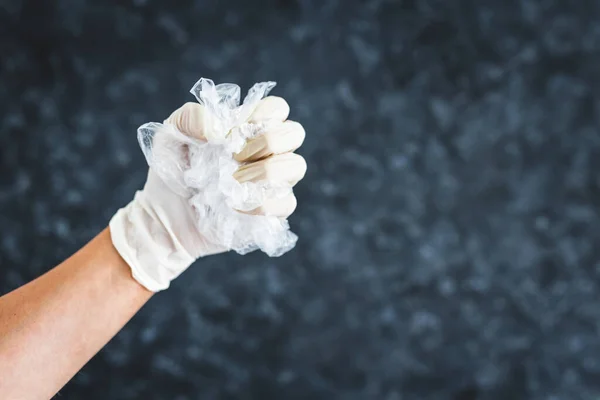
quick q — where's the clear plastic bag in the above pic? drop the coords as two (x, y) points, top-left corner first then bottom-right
(136, 78), (297, 257)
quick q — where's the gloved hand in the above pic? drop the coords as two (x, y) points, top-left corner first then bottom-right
(110, 90), (306, 292)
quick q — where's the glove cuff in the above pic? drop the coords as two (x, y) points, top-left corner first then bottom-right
(109, 192), (195, 292)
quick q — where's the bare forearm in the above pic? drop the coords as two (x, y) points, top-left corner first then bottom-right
(0, 228), (153, 400)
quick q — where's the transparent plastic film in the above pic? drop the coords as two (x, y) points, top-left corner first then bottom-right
(136, 78), (297, 257)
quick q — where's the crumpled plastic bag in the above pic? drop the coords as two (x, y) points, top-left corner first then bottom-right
(136, 78), (298, 257)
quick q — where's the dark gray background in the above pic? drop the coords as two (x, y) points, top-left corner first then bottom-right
(1, 0), (600, 399)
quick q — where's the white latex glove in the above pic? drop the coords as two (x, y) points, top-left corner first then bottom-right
(110, 95), (306, 292)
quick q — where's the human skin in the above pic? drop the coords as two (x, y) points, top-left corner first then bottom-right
(0, 228), (153, 400)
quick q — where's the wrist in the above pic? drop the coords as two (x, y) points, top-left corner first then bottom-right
(109, 192), (195, 292)
(98, 228), (155, 296)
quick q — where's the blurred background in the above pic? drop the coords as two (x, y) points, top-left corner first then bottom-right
(1, 0), (600, 399)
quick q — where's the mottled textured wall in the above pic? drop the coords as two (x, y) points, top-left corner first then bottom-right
(1, 0), (600, 399)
